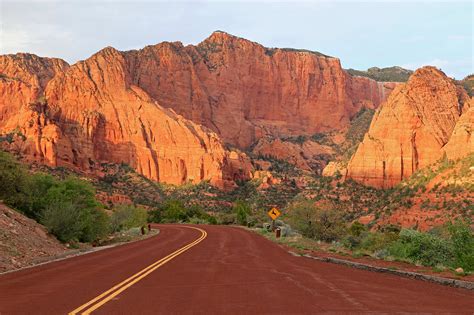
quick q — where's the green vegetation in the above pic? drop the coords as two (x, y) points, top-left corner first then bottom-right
(457, 74), (474, 97)
(147, 199), (217, 225)
(347, 66), (413, 82)
(279, 197), (474, 272)
(279, 48), (331, 58)
(286, 200), (345, 241)
(110, 204), (148, 232)
(234, 200), (252, 226)
(39, 177), (109, 243)
(0, 150), (145, 244)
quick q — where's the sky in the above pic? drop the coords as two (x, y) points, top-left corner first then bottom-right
(0, 0), (472, 79)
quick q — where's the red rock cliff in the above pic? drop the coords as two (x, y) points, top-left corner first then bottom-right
(124, 31), (395, 147)
(0, 51), (251, 186)
(346, 67), (471, 188)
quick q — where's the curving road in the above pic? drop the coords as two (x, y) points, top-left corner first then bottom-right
(0, 225), (473, 314)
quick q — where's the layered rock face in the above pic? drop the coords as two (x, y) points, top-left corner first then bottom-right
(346, 67), (472, 188)
(0, 54), (68, 130)
(0, 51), (251, 186)
(124, 31), (395, 147)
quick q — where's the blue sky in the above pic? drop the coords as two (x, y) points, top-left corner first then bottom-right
(1, 0), (472, 79)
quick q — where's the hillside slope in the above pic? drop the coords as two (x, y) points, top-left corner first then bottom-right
(0, 203), (67, 272)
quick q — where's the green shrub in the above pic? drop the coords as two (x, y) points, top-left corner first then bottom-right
(448, 220), (474, 271)
(287, 200), (346, 242)
(388, 229), (453, 267)
(161, 199), (188, 222)
(149, 199), (217, 224)
(148, 208), (163, 223)
(0, 151), (30, 210)
(217, 213), (237, 225)
(110, 204), (147, 232)
(40, 177), (109, 243)
(0, 151), (110, 243)
(349, 221), (366, 237)
(359, 231), (399, 252)
(233, 200), (251, 226)
(41, 201), (84, 243)
(25, 173), (57, 220)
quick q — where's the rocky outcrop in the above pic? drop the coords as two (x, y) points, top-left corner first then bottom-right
(322, 161), (347, 177)
(346, 67), (471, 188)
(444, 100), (473, 160)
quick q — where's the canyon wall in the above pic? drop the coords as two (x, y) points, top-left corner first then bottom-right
(124, 31), (395, 147)
(0, 51), (251, 187)
(346, 67), (472, 188)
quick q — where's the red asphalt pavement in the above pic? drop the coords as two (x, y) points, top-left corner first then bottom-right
(0, 225), (473, 314)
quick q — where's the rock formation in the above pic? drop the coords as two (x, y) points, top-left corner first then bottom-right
(444, 99), (473, 160)
(0, 52), (251, 187)
(346, 67), (472, 188)
(123, 31), (396, 147)
(1, 31), (401, 187)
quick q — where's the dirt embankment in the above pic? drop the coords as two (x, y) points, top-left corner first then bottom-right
(0, 203), (68, 273)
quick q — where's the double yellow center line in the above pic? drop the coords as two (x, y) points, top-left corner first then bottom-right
(69, 226), (207, 315)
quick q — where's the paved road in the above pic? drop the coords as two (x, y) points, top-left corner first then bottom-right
(0, 225), (473, 314)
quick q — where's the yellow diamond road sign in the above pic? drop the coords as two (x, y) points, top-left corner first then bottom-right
(267, 207), (281, 220)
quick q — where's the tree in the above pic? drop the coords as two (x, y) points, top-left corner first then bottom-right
(0, 150), (30, 210)
(448, 219), (474, 271)
(287, 200), (346, 241)
(162, 200), (187, 222)
(233, 200), (251, 225)
(25, 173), (57, 220)
(110, 204), (148, 232)
(40, 177), (109, 243)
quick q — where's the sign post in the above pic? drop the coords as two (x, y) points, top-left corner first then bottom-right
(267, 207), (281, 231)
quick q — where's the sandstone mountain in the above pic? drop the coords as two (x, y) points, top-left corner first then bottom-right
(0, 51), (251, 188)
(344, 67), (472, 188)
(123, 31), (396, 148)
(0, 31), (397, 187)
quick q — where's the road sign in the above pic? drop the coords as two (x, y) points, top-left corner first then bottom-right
(267, 207), (281, 220)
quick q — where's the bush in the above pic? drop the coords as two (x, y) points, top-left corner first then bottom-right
(349, 221), (366, 237)
(40, 177), (109, 243)
(0, 151), (30, 210)
(148, 208), (163, 223)
(0, 151), (111, 243)
(110, 204), (147, 232)
(148, 200), (217, 224)
(233, 200), (251, 226)
(25, 173), (57, 220)
(388, 229), (453, 267)
(448, 220), (474, 271)
(41, 201), (84, 243)
(358, 231), (399, 252)
(287, 200), (346, 241)
(161, 200), (188, 222)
